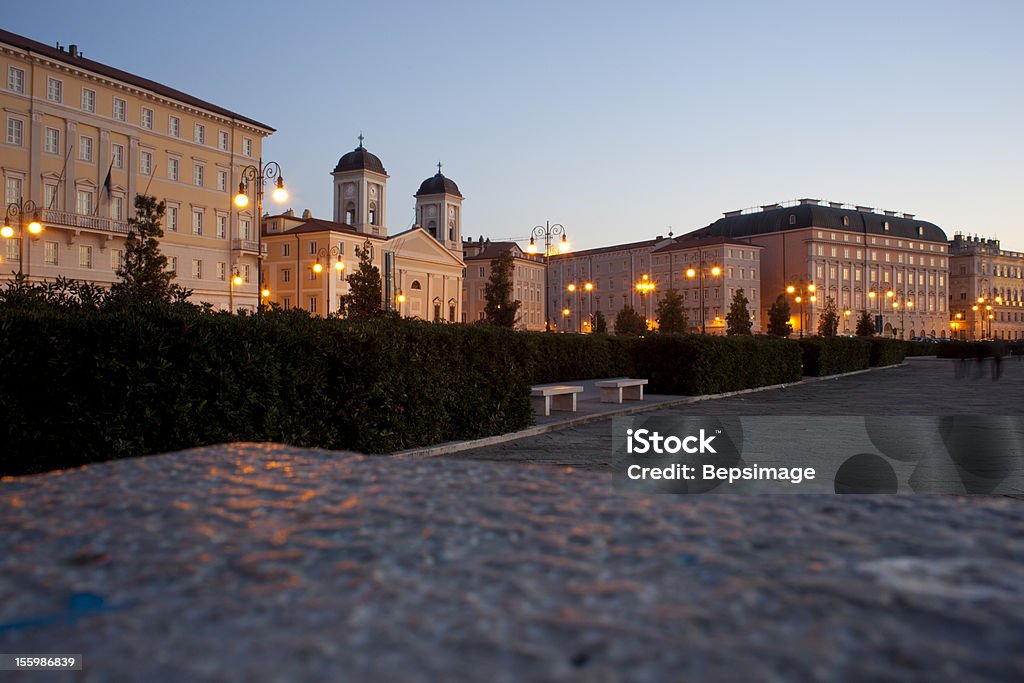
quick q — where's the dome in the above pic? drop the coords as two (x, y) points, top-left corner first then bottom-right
(416, 168), (462, 198)
(333, 138), (387, 175)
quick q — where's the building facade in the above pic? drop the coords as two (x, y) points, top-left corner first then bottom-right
(462, 239), (545, 330)
(686, 199), (951, 338)
(0, 28), (274, 309)
(948, 234), (1024, 340)
(262, 141), (465, 321)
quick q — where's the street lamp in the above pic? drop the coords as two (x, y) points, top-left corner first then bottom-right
(2, 199), (43, 279)
(786, 281), (816, 338)
(584, 281), (594, 332)
(561, 307), (570, 331)
(566, 282), (585, 333)
(313, 246), (346, 316)
(527, 221), (569, 332)
(233, 160), (288, 310)
(843, 308), (852, 334)
(891, 296), (913, 340)
(686, 260), (721, 334)
(635, 274), (655, 329)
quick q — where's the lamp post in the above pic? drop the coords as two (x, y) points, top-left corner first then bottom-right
(561, 306), (570, 331)
(951, 312), (964, 340)
(843, 308), (852, 334)
(866, 287), (894, 336)
(891, 296), (913, 340)
(567, 282), (585, 333)
(785, 281), (816, 338)
(229, 268), (244, 311)
(233, 159), (288, 310)
(1, 199), (43, 279)
(527, 221), (569, 332)
(635, 274), (655, 330)
(584, 281), (594, 332)
(312, 246), (346, 316)
(685, 259), (721, 334)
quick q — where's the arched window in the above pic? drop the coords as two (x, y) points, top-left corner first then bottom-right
(368, 204), (377, 225)
(345, 202), (355, 225)
(410, 280), (422, 290)
(842, 216), (850, 227)
(432, 297), (441, 322)
(788, 214), (796, 225)
(427, 220), (437, 238)
(448, 221), (455, 241)
(448, 298), (456, 322)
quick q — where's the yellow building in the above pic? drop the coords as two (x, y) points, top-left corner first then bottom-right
(948, 234), (1024, 340)
(0, 28), (273, 309)
(462, 239), (546, 330)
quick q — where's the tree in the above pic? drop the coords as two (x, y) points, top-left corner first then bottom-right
(592, 309), (608, 334)
(340, 238), (383, 319)
(767, 294), (793, 337)
(655, 289), (687, 334)
(726, 288), (753, 335)
(110, 194), (189, 305)
(614, 305), (647, 336)
(816, 296), (840, 337)
(856, 309), (875, 337)
(483, 249), (521, 327)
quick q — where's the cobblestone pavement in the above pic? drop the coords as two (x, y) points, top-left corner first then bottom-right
(456, 359), (1024, 470)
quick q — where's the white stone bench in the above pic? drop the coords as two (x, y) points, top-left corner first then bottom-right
(596, 378), (649, 404)
(531, 385), (584, 416)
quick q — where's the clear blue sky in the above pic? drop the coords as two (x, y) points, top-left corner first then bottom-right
(7, 0), (1023, 250)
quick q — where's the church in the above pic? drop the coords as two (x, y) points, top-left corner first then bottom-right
(262, 138), (466, 321)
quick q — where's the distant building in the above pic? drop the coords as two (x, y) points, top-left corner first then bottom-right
(0, 28), (274, 310)
(262, 140), (465, 320)
(462, 238), (545, 330)
(948, 234), (1024, 340)
(686, 200), (951, 338)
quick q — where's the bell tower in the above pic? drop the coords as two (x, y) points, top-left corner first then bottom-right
(331, 134), (389, 237)
(414, 162), (464, 258)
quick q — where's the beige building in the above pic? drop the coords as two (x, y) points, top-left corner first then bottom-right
(262, 141), (465, 320)
(685, 199), (951, 338)
(948, 234), (1024, 340)
(462, 239), (545, 330)
(0, 28), (273, 309)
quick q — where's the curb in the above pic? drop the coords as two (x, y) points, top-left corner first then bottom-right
(392, 363), (904, 460)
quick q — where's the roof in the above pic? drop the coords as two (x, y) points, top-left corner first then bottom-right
(653, 235), (764, 253)
(548, 237), (669, 260)
(416, 172), (462, 198)
(265, 216), (361, 237)
(688, 203), (947, 243)
(334, 144), (387, 175)
(0, 28), (274, 132)
(463, 241), (529, 261)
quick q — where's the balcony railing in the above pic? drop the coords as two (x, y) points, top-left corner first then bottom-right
(41, 209), (130, 235)
(231, 239), (268, 255)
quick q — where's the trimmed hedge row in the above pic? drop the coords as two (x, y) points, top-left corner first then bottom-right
(632, 335), (803, 395)
(904, 341), (939, 357)
(936, 340), (1014, 359)
(798, 337), (871, 376)
(867, 338), (908, 366)
(524, 332), (636, 384)
(0, 306), (533, 475)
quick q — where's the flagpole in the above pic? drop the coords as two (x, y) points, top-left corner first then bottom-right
(51, 144), (74, 209)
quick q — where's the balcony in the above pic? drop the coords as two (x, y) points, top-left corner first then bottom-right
(41, 209), (130, 235)
(231, 239), (268, 255)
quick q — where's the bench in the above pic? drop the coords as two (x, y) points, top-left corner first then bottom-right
(596, 378), (649, 404)
(531, 385), (584, 416)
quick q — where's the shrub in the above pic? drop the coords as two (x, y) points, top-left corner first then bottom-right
(799, 336), (871, 376)
(524, 332), (635, 384)
(0, 307), (533, 475)
(868, 338), (907, 366)
(631, 335), (802, 395)
(904, 341), (938, 357)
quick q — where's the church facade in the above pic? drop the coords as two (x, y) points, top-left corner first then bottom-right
(262, 139), (465, 320)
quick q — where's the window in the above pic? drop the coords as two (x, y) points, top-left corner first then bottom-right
(842, 216), (849, 227)
(309, 240), (317, 255)
(282, 297), (290, 310)
(217, 170), (227, 192)
(4, 236), (20, 262)
(6, 117), (23, 146)
(309, 267), (317, 281)
(217, 262), (226, 281)
(243, 265), (250, 283)
(141, 107), (154, 130)
(47, 78), (62, 103)
(81, 88), (96, 112)
(192, 259), (202, 279)
(5, 176), (22, 205)
(218, 130), (229, 151)
(111, 143), (124, 169)
(788, 214), (796, 225)
(111, 249), (125, 271)
(240, 219), (251, 240)
(43, 184), (59, 209)
(194, 123), (205, 144)
(193, 164), (204, 186)
(8, 66), (25, 93)
(44, 127), (60, 154)
(216, 214), (227, 239)
(140, 150), (152, 176)
(478, 266), (485, 277)
(79, 136), (93, 161)
(167, 205), (178, 231)
(169, 116), (180, 137)
(44, 241), (59, 265)
(169, 256), (177, 273)
(309, 296), (317, 314)
(243, 137), (253, 156)
(192, 209), (204, 235)
(282, 269), (291, 283)
(110, 195), (123, 220)
(79, 245), (93, 268)
(282, 243), (291, 257)
(75, 189), (93, 215)
(167, 157), (179, 181)
(113, 98), (126, 121)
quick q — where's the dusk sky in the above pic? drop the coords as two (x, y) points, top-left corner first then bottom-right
(8, 0), (1022, 251)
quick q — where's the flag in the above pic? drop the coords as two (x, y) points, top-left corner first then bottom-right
(103, 161), (113, 198)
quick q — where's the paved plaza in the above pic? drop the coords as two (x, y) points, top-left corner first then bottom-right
(0, 358), (1022, 682)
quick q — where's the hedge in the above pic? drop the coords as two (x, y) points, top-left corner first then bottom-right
(936, 340), (1014, 359)
(523, 332), (636, 384)
(631, 335), (802, 395)
(798, 337), (871, 376)
(0, 306), (533, 476)
(904, 341), (938, 357)
(868, 337), (908, 366)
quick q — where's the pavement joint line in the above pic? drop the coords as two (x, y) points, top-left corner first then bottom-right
(391, 363), (905, 460)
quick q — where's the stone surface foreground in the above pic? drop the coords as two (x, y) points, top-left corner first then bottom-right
(2, 443), (1023, 682)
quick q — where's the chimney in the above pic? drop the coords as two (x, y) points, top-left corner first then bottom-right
(883, 210), (897, 216)
(284, 208), (294, 217)
(902, 213), (915, 219)
(302, 209), (312, 218)
(723, 209), (742, 217)
(854, 205), (874, 213)
(760, 203), (780, 211)
(798, 198), (820, 205)
(828, 202), (843, 208)
(69, 44), (78, 58)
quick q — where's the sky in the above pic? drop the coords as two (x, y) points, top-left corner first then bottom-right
(7, 0), (1023, 251)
